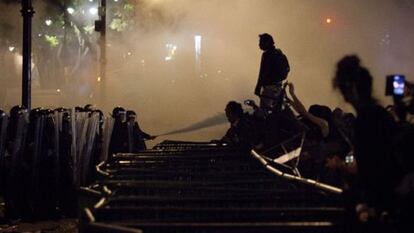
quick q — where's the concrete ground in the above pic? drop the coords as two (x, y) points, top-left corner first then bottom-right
(0, 200), (77, 233)
(0, 219), (77, 233)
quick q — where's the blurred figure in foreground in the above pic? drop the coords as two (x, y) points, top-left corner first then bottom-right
(333, 55), (403, 221)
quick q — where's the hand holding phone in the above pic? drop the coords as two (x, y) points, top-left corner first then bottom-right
(386, 74), (405, 96)
(345, 155), (354, 164)
(244, 99), (255, 106)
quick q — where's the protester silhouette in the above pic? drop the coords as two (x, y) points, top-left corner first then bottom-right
(286, 83), (329, 138)
(126, 110), (156, 152)
(333, 55), (403, 219)
(254, 33), (290, 110)
(220, 101), (259, 150)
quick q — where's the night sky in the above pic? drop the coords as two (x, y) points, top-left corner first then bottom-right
(1, 0), (413, 144)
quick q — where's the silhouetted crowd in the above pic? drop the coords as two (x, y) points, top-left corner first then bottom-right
(109, 106), (157, 156)
(0, 32), (413, 231)
(218, 52), (414, 228)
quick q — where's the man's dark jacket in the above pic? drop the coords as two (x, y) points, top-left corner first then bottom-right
(255, 47), (289, 95)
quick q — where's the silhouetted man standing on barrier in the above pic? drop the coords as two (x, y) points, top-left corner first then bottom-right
(255, 33), (290, 110)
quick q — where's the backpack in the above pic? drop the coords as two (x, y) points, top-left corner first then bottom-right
(275, 49), (290, 81)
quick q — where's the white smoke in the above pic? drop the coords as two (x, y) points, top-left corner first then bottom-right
(1, 0), (413, 144)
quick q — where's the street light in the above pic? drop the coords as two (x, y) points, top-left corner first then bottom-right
(89, 7), (98, 15)
(67, 7), (75, 14)
(45, 19), (52, 26)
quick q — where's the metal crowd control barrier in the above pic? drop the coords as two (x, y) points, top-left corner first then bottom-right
(80, 141), (348, 233)
(251, 150), (343, 194)
(1, 107), (351, 232)
(250, 132), (343, 194)
(153, 140), (229, 151)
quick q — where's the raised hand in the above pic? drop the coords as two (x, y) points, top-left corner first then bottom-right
(287, 82), (295, 96)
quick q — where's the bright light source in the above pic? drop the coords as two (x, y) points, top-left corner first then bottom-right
(67, 7), (75, 15)
(45, 19), (52, 26)
(326, 18), (332, 24)
(165, 43), (177, 61)
(89, 7), (98, 15)
(195, 35), (202, 72)
(127, 52), (132, 56)
(8, 46), (15, 52)
(57, 89), (61, 93)
(114, 0), (119, 2)
(97, 76), (101, 82)
(194, 35), (202, 55)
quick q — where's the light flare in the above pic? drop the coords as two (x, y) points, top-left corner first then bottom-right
(67, 7), (75, 15)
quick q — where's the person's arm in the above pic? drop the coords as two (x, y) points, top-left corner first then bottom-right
(142, 131), (157, 140)
(287, 83), (329, 137)
(134, 122), (156, 140)
(255, 54), (267, 96)
(221, 127), (237, 145)
(255, 80), (262, 96)
(245, 99), (266, 119)
(244, 99), (259, 110)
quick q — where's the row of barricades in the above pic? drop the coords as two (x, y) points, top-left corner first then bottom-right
(79, 141), (349, 233)
(0, 106), (130, 220)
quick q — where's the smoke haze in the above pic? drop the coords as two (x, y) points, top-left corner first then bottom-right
(1, 0), (413, 144)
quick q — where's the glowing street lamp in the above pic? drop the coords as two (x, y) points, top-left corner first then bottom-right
(194, 35), (202, 73)
(165, 44), (178, 61)
(326, 17), (332, 24)
(67, 7), (75, 15)
(89, 7), (98, 15)
(45, 19), (52, 26)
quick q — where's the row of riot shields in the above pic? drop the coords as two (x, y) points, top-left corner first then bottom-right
(79, 142), (349, 233)
(0, 107), (131, 220)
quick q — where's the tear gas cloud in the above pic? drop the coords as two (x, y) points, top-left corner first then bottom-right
(1, 0), (413, 143)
